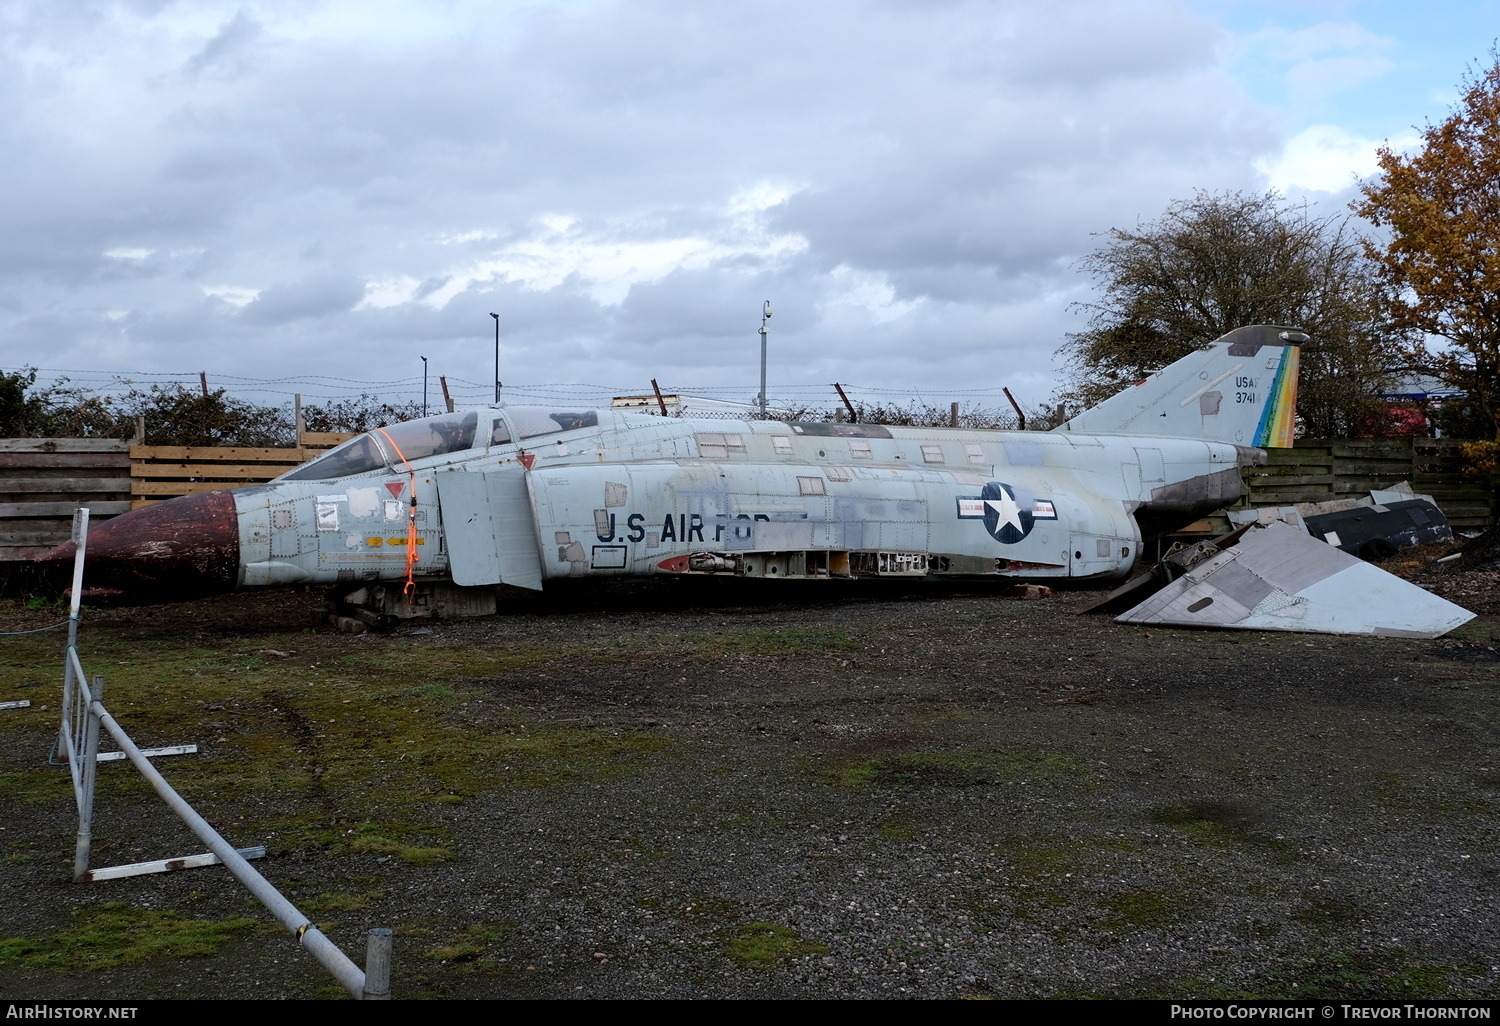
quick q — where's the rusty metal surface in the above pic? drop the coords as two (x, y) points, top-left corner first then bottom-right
(42, 490), (239, 594)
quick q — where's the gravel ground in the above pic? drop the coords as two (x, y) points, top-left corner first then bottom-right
(1, 577), (1497, 1000)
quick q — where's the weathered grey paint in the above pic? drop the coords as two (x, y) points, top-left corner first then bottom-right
(226, 327), (1299, 590)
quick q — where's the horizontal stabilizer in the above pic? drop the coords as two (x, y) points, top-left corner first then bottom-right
(1060, 325), (1304, 446)
(1115, 521), (1473, 638)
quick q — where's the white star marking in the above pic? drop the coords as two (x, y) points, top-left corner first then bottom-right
(985, 489), (1025, 534)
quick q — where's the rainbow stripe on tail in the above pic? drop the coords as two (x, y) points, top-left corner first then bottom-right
(1253, 344), (1300, 448)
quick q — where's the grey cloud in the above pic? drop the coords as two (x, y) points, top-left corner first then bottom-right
(0, 0), (1295, 402)
(240, 274), (365, 325)
(180, 8), (265, 80)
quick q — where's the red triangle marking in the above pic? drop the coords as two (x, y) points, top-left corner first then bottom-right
(384, 482), (404, 498)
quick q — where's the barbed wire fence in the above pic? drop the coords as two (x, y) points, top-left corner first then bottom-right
(2, 365), (1063, 443)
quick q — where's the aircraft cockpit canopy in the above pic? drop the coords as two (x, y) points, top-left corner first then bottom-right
(280, 411), (479, 481)
(373, 411), (479, 464)
(506, 408), (599, 439)
(279, 434), (387, 481)
(278, 407), (602, 481)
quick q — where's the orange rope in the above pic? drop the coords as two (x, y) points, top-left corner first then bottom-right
(374, 429), (420, 595)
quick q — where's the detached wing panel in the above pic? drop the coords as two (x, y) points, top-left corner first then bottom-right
(436, 468), (544, 590)
(1116, 522), (1473, 638)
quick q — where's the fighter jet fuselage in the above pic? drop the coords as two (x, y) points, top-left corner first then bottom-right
(49, 325), (1305, 600)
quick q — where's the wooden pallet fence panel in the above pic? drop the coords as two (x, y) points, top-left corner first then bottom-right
(131, 463), (302, 480)
(0, 477), (132, 494)
(128, 444), (316, 508)
(0, 500), (131, 518)
(0, 438), (132, 559)
(1243, 471), (1338, 488)
(1246, 489), (1343, 505)
(130, 445), (310, 462)
(298, 431), (356, 448)
(0, 438), (134, 453)
(131, 480), (284, 496)
(0, 528), (79, 561)
(1333, 467), (1414, 483)
(0, 452), (135, 469)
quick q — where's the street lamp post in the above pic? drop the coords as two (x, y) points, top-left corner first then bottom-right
(420, 356), (428, 417)
(757, 300), (772, 418)
(490, 313), (501, 404)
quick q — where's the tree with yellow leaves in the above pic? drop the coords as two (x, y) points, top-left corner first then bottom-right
(1357, 55), (1500, 449)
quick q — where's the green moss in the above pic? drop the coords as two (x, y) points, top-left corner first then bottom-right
(424, 922), (515, 974)
(273, 819), (453, 865)
(1291, 893), (1364, 931)
(821, 746), (1078, 789)
(1263, 952), (1481, 999)
(1147, 800), (1273, 847)
(723, 923), (828, 968)
(1096, 889), (1182, 932)
(877, 812), (919, 842)
(0, 770), (74, 804)
(299, 890), (385, 914)
(0, 903), (259, 970)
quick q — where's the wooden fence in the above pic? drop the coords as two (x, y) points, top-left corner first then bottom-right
(0, 439), (133, 561)
(0, 431), (356, 560)
(130, 445), (309, 509)
(1238, 437), (1496, 531)
(128, 431), (355, 509)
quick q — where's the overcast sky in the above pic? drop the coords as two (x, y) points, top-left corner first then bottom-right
(0, 0), (1495, 412)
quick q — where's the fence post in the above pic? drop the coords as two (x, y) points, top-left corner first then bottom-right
(72, 674), (103, 882)
(58, 508), (89, 794)
(363, 928), (393, 1000)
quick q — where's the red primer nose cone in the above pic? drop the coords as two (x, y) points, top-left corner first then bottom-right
(41, 490), (240, 595)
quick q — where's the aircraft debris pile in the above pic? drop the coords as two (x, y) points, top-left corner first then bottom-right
(1225, 480), (1454, 561)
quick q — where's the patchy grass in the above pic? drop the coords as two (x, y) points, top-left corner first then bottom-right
(298, 890), (386, 914)
(424, 922), (515, 975)
(0, 903), (259, 971)
(1148, 801), (1268, 847)
(1290, 893), (1365, 932)
(876, 810), (920, 842)
(1096, 889), (1183, 933)
(273, 819), (453, 866)
(0, 769), (75, 804)
(7, 638), (672, 822)
(1262, 952), (1483, 999)
(821, 746), (1078, 789)
(723, 923), (828, 968)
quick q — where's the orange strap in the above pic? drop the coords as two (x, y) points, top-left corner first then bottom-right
(374, 429), (420, 595)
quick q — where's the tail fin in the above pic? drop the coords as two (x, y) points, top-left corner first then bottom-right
(1057, 325), (1304, 447)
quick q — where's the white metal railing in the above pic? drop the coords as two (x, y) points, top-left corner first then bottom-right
(57, 507), (392, 999)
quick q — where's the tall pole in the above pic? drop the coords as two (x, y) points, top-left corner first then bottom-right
(490, 313), (500, 404)
(758, 300), (772, 418)
(420, 356), (428, 418)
